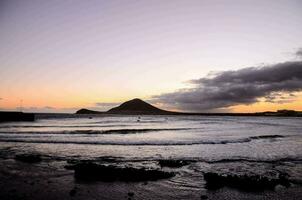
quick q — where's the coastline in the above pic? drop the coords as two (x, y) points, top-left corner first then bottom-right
(1, 156), (302, 200)
(1, 114), (301, 199)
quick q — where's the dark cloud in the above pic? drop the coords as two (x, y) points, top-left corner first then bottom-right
(264, 92), (297, 104)
(152, 61), (302, 112)
(296, 48), (302, 58)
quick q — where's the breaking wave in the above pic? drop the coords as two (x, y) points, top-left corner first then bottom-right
(0, 128), (193, 135)
(0, 134), (286, 146)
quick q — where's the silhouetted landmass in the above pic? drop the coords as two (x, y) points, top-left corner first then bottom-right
(0, 111), (35, 122)
(107, 98), (172, 114)
(75, 109), (105, 114)
(260, 109), (302, 117)
(75, 98), (302, 117)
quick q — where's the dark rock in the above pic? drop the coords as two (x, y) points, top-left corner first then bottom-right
(203, 171), (290, 191)
(64, 165), (75, 170)
(15, 154), (41, 163)
(9, 189), (17, 193)
(128, 192), (134, 197)
(200, 195), (208, 199)
(158, 160), (190, 168)
(69, 187), (77, 197)
(71, 162), (175, 182)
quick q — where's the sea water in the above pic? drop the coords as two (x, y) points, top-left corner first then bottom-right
(0, 114), (302, 196)
(0, 114), (301, 161)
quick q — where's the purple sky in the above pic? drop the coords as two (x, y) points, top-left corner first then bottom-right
(0, 0), (302, 112)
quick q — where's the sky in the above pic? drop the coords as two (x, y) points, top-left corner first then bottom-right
(0, 0), (302, 113)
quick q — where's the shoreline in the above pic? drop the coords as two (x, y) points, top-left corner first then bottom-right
(1, 155), (302, 200)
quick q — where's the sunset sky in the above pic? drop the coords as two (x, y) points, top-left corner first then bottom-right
(0, 0), (302, 113)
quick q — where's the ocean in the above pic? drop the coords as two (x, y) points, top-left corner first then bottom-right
(0, 114), (302, 199)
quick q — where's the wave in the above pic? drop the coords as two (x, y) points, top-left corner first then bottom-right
(201, 157), (302, 164)
(0, 128), (192, 135)
(0, 134), (286, 146)
(0, 125), (130, 128)
(89, 120), (166, 124)
(98, 128), (192, 134)
(249, 135), (284, 139)
(0, 139), (250, 145)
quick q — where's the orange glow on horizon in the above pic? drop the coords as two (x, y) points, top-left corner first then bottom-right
(1, 90), (302, 113)
(230, 94), (302, 113)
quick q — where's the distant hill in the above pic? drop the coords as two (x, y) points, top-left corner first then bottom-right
(75, 99), (302, 117)
(76, 98), (173, 115)
(107, 98), (171, 114)
(75, 108), (104, 114)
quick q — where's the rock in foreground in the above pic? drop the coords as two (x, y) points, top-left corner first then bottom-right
(15, 154), (42, 163)
(203, 171), (290, 191)
(72, 162), (175, 182)
(158, 160), (190, 168)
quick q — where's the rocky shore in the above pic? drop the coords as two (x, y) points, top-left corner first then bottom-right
(0, 152), (301, 200)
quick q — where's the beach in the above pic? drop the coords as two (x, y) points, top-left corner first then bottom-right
(1, 155), (302, 200)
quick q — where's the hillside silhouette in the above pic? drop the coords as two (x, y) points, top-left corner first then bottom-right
(75, 98), (302, 116)
(76, 98), (172, 115)
(107, 98), (170, 114)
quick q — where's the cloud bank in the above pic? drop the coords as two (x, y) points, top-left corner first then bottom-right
(152, 60), (302, 112)
(296, 48), (302, 58)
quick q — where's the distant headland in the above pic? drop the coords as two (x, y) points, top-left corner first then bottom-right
(76, 98), (302, 117)
(1, 98), (300, 123)
(76, 98), (174, 115)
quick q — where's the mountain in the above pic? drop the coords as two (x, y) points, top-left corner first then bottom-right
(76, 98), (172, 115)
(75, 99), (302, 116)
(107, 98), (170, 114)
